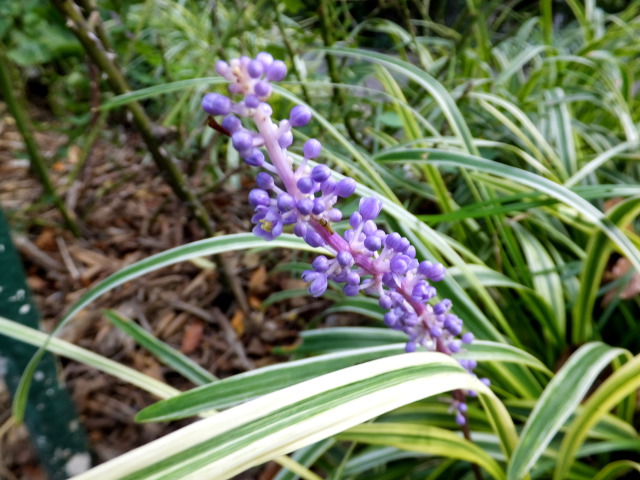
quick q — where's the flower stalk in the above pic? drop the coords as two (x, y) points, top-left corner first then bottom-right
(203, 53), (489, 424)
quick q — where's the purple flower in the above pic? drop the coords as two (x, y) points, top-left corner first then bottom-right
(266, 60), (287, 82)
(204, 53), (481, 424)
(202, 93), (232, 116)
(303, 139), (322, 159)
(290, 105), (312, 127)
(251, 206), (283, 240)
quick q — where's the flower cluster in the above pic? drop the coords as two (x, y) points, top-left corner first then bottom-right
(203, 53), (487, 424)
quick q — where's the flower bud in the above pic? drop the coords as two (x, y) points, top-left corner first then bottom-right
(232, 130), (254, 152)
(297, 198), (313, 215)
(267, 60), (287, 81)
(311, 165), (330, 182)
(303, 139), (322, 159)
(202, 93), (232, 116)
(364, 236), (381, 251)
(245, 150), (264, 167)
(247, 60), (264, 78)
(289, 105), (312, 127)
(335, 178), (357, 197)
(256, 172), (274, 190)
(277, 193), (296, 211)
(244, 94), (260, 108)
(297, 176), (314, 194)
(254, 81), (272, 97)
(248, 189), (270, 207)
(256, 52), (273, 67)
(312, 255), (329, 272)
(278, 130), (293, 148)
(359, 197), (382, 220)
(337, 251), (353, 267)
(221, 115), (242, 133)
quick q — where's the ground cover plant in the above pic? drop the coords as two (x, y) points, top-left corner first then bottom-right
(1, 0), (640, 479)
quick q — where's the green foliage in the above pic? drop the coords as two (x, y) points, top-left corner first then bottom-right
(4, 1), (640, 479)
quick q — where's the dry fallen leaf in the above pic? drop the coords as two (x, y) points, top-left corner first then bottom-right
(181, 320), (205, 354)
(248, 265), (268, 293)
(230, 309), (245, 336)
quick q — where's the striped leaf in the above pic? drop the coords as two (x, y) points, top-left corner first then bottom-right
(554, 353), (640, 480)
(337, 423), (505, 480)
(375, 148), (640, 274)
(104, 310), (216, 386)
(70, 353), (496, 480)
(507, 343), (627, 480)
(14, 234), (320, 420)
(136, 344), (406, 422)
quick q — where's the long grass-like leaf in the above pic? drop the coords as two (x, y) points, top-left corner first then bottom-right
(135, 344), (407, 422)
(507, 343), (627, 480)
(14, 234), (320, 420)
(100, 78), (225, 110)
(554, 353), (640, 480)
(70, 353), (496, 480)
(337, 423), (505, 479)
(572, 197), (640, 343)
(104, 310), (216, 385)
(0, 317), (178, 399)
(593, 461), (640, 480)
(321, 47), (478, 155)
(376, 149), (640, 273)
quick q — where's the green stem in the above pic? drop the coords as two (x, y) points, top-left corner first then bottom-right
(0, 45), (81, 236)
(273, 2), (311, 105)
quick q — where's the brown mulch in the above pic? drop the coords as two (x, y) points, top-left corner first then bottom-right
(0, 103), (340, 480)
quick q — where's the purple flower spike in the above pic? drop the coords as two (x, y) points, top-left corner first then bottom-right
(290, 105), (312, 127)
(303, 139), (322, 159)
(202, 93), (232, 116)
(208, 53), (483, 425)
(267, 60), (287, 81)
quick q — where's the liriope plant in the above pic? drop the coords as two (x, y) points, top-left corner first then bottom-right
(5, 2), (640, 479)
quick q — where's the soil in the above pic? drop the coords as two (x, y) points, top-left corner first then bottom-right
(0, 103), (339, 480)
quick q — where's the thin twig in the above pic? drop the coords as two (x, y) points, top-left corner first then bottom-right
(50, 0), (214, 237)
(272, 2), (311, 105)
(0, 45), (81, 236)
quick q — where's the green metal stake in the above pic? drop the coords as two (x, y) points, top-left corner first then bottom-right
(0, 208), (91, 479)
